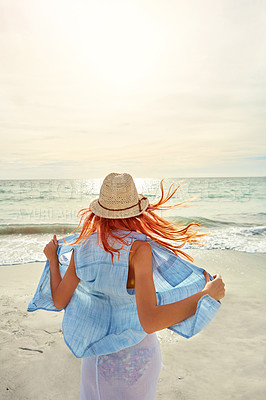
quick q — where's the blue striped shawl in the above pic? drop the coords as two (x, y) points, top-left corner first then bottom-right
(27, 230), (221, 358)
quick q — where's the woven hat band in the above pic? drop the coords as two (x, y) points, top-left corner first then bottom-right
(98, 196), (147, 213)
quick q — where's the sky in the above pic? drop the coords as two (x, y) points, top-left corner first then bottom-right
(0, 0), (265, 179)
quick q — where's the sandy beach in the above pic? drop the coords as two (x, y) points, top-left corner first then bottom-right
(1, 249), (266, 400)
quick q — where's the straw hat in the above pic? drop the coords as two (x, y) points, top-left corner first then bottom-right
(89, 173), (149, 219)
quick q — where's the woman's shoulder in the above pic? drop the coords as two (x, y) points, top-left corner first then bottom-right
(133, 240), (151, 250)
(130, 240), (152, 265)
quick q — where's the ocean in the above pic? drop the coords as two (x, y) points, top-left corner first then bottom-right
(0, 177), (265, 265)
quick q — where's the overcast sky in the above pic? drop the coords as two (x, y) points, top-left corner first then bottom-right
(0, 0), (265, 179)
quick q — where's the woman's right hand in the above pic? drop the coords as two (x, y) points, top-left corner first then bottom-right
(203, 271), (225, 301)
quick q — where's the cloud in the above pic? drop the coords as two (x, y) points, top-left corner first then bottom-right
(0, 0), (265, 178)
(39, 161), (81, 167)
(246, 156), (266, 160)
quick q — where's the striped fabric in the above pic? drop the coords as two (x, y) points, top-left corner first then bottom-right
(27, 229), (221, 358)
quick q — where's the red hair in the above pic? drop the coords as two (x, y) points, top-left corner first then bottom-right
(63, 178), (210, 266)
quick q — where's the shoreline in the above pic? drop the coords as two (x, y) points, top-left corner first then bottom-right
(1, 247), (265, 268)
(1, 249), (266, 399)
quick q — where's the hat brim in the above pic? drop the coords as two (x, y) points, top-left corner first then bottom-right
(89, 195), (150, 219)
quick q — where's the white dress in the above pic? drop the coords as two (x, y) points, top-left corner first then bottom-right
(80, 333), (162, 400)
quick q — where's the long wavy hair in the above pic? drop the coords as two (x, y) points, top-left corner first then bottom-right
(63, 178), (209, 266)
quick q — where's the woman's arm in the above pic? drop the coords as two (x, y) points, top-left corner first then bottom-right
(133, 241), (225, 334)
(44, 235), (80, 309)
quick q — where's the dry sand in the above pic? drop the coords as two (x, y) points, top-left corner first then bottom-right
(1, 249), (266, 399)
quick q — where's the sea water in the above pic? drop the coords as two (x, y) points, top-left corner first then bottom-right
(0, 177), (265, 265)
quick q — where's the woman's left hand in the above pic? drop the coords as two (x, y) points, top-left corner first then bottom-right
(43, 235), (59, 261)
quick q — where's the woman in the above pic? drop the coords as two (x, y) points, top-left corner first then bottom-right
(29, 172), (225, 400)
